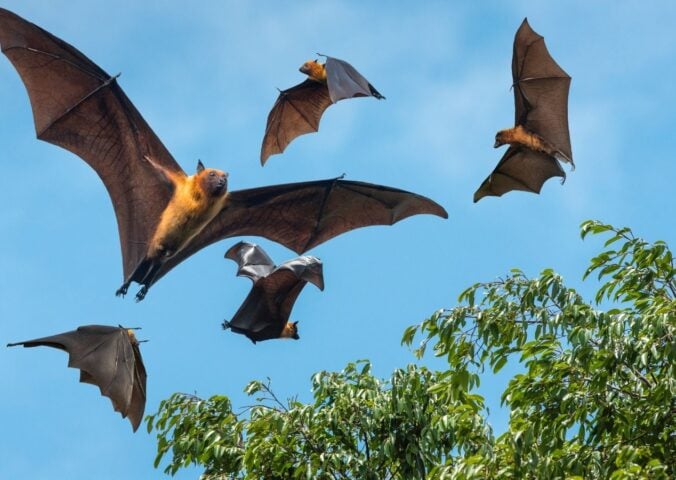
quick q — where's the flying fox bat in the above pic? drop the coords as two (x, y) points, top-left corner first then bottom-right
(222, 241), (324, 343)
(474, 18), (573, 203)
(7, 325), (147, 431)
(261, 55), (385, 164)
(0, 9), (447, 301)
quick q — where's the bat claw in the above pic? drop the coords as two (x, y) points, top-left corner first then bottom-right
(135, 286), (148, 302)
(115, 284), (129, 297)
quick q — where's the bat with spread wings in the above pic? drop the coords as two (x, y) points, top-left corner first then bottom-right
(0, 9), (447, 301)
(222, 241), (324, 343)
(261, 55), (384, 164)
(474, 18), (573, 202)
(7, 325), (147, 431)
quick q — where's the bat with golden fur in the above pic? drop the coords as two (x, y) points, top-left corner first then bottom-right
(0, 9), (447, 301)
(261, 55), (384, 165)
(222, 241), (324, 343)
(8, 325), (147, 431)
(474, 18), (573, 202)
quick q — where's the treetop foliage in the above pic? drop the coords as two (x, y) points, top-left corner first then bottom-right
(148, 221), (674, 479)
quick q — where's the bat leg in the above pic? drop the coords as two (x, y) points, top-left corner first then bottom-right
(117, 259), (151, 297)
(116, 257), (162, 301)
(134, 260), (163, 302)
(115, 282), (131, 297)
(135, 285), (149, 302)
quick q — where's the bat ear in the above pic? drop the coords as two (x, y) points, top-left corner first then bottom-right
(196, 160), (205, 173)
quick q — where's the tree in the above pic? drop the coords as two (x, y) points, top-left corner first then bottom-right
(147, 221), (674, 479)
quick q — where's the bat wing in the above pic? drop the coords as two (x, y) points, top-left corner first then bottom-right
(271, 256), (324, 323)
(512, 18), (572, 164)
(0, 9), (185, 279)
(260, 79), (332, 164)
(226, 283), (287, 342)
(155, 178), (448, 282)
(474, 146), (565, 202)
(7, 325), (147, 431)
(224, 241), (276, 283)
(324, 56), (385, 103)
(275, 255), (325, 292)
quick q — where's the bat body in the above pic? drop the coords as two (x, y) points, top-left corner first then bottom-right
(261, 55), (384, 164)
(474, 18), (573, 202)
(115, 158), (229, 299)
(222, 241), (324, 343)
(0, 9), (447, 301)
(7, 325), (147, 431)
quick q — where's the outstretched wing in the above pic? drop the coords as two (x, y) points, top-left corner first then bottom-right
(155, 178), (448, 282)
(325, 56), (385, 103)
(7, 325), (147, 431)
(512, 18), (572, 164)
(474, 146), (565, 202)
(224, 241), (276, 283)
(0, 9), (185, 278)
(260, 79), (332, 165)
(269, 256), (324, 323)
(274, 255), (325, 292)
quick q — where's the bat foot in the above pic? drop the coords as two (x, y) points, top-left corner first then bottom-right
(115, 283), (130, 297)
(135, 286), (149, 302)
(221, 320), (231, 330)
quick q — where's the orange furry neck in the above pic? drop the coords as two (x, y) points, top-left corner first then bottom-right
(499, 125), (553, 155)
(126, 329), (138, 345)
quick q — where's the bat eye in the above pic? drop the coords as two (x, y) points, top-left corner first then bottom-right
(209, 172), (216, 177)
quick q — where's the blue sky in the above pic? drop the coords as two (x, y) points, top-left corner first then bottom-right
(1, 1), (674, 478)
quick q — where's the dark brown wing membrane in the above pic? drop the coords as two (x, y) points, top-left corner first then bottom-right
(260, 79), (332, 165)
(274, 255), (325, 292)
(512, 18), (572, 163)
(225, 241), (276, 283)
(0, 9), (184, 278)
(474, 146), (565, 202)
(7, 325), (147, 431)
(324, 56), (384, 103)
(226, 256), (323, 342)
(227, 272), (303, 342)
(155, 178), (448, 282)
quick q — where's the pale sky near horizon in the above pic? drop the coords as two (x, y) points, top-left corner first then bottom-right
(1, 1), (674, 479)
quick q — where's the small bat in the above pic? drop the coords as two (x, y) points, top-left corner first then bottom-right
(222, 241), (324, 343)
(0, 10), (447, 301)
(474, 18), (573, 202)
(7, 325), (147, 431)
(261, 55), (384, 164)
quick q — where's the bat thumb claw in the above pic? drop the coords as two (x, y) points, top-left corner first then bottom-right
(222, 321), (231, 330)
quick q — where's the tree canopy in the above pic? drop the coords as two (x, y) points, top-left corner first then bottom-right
(147, 221), (675, 479)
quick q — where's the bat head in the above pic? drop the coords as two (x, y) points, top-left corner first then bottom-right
(281, 321), (300, 340)
(195, 161), (229, 197)
(299, 60), (326, 82)
(494, 129), (509, 148)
